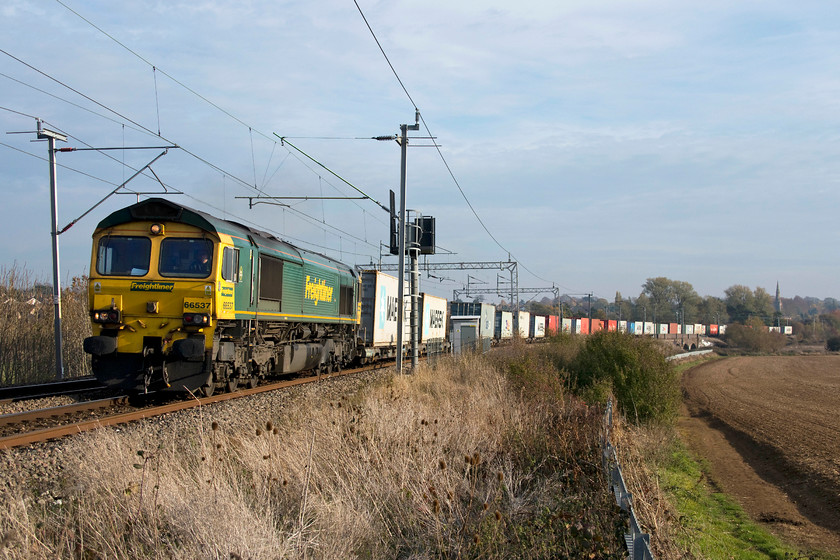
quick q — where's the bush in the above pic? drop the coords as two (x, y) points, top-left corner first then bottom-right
(826, 336), (840, 352)
(569, 331), (680, 425)
(724, 319), (787, 353)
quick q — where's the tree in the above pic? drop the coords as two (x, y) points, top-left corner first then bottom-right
(724, 285), (774, 324)
(641, 277), (699, 323)
(632, 294), (651, 322)
(641, 277), (672, 322)
(696, 296), (728, 325)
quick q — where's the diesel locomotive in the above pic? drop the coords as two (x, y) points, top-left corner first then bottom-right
(83, 198), (361, 395)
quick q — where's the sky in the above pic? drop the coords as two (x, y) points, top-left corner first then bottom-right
(1, 0), (839, 304)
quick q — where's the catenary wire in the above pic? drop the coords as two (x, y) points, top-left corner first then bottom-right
(41, 4), (395, 225)
(351, 1), (576, 293)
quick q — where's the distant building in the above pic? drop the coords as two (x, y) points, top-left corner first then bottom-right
(775, 281), (783, 315)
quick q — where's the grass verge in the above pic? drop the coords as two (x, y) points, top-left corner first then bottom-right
(0, 347), (628, 559)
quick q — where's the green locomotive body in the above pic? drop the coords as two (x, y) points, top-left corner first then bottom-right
(83, 198), (361, 394)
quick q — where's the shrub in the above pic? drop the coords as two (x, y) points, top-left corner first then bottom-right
(724, 319), (787, 353)
(826, 336), (840, 352)
(569, 331), (680, 425)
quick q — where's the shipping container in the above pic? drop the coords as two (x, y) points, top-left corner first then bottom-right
(605, 320), (617, 332)
(783, 325), (792, 335)
(618, 320), (627, 333)
(709, 324), (719, 336)
(591, 319), (603, 333)
(494, 311), (513, 340)
(530, 315), (546, 339)
(561, 318), (573, 333)
(547, 315), (559, 335)
(575, 318), (589, 334)
(420, 293), (448, 343)
(719, 324), (727, 335)
(668, 323), (680, 335)
(360, 270), (407, 347)
(657, 323), (668, 335)
(684, 324), (694, 335)
(694, 324), (703, 335)
(517, 311), (530, 338)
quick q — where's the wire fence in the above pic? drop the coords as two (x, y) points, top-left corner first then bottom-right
(602, 400), (656, 560)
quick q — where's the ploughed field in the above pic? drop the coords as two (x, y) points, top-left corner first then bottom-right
(681, 355), (840, 554)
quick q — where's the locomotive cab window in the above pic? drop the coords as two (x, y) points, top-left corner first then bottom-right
(221, 247), (240, 282)
(96, 236), (151, 276)
(159, 238), (215, 278)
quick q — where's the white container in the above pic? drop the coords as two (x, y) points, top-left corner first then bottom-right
(360, 270), (408, 347)
(561, 318), (573, 333)
(495, 311), (513, 339)
(517, 311), (530, 338)
(420, 293), (448, 343)
(530, 315), (546, 338)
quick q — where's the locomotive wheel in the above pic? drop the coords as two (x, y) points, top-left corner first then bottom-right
(247, 376), (258, 389)
(225, 377), (238, 393)
(202, 381), (215, 397)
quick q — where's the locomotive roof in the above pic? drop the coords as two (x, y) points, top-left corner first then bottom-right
(95, 197), (354, 275)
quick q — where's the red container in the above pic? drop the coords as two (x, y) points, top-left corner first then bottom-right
(606, 320), (617, 332)
(577, 318), (590, 334)
(547, 315), (559, 335)
(709, 324), (719, 335)
(591, 319), (604, 333)
(668, 322), (679, 334)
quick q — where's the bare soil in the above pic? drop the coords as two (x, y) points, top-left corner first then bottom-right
(680, 355), (840, 555)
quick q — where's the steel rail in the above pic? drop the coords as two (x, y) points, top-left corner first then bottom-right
(0, 397), (127, 428)
(0, 364), (374, 450)
(0, 377), (104, 404)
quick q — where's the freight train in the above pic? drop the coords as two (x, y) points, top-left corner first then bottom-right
(82, 198), (447, 395)
(82, 198), (726, 395)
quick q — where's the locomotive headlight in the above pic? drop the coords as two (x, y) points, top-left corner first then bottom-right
(93, 309), (121, 324)
(150, 223), (164, 235)
(183, 313), (210, 326)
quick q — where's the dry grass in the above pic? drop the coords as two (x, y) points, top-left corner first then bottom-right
(611, 420), (689, 559)
(0, 264), (91, 384)
(0, 348), (627, 559)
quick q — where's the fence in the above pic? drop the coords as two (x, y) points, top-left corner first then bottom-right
(602, 400), (656, 560)
(666, 348), (713, 362)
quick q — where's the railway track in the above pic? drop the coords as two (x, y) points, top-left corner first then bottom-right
(0, 376), (105, 404)
(0, 364), (376, 451)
